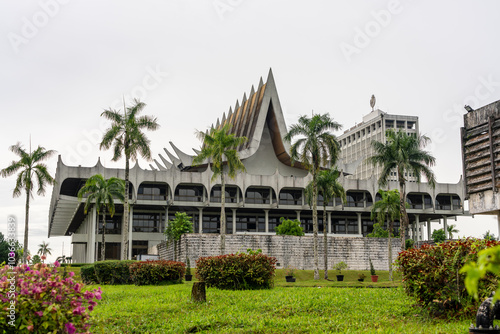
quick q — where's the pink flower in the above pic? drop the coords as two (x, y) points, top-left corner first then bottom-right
(72, 306), (85, 315)
(69, 272), (74, 277)
(65, 323), (76, 334)
(41, 255), (46, 260)
(54, 260), (60, 268)
(35, 311), (43, 317)
(27, 255), (31, 261)
(27, 325), (34, 331)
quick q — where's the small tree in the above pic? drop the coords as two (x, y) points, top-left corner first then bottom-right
(447, 224), (459, 240)
(483, 230), (497, 241)
(275, 218), (304, 236)
(164, 212), (193, 261)
(432, 228), (446, 243)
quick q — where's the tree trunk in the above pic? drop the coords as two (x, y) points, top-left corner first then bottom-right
(220, 174), (226, 255)
(313, 172), (319, 280)
(101, 210), (106, 261)
(323, 205), (328, 280)
(24, 189), (30, 264)
(122, 157), (130, 260)
(388, 219), (393, 281)
(399, 180), (408, 249)
(191, 282), (206, 302)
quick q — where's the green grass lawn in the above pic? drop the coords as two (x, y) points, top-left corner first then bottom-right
(86, 277), (473, 333)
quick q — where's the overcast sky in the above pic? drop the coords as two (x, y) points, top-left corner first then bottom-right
(2, 0), (500, 262)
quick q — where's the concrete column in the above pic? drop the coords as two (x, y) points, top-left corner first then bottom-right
(415, 215), (420, 242)
(296, 211), (301, 221)
(232, 209), (237, 234)
(443, 216), (448, 239)
(128, 206), (134, 260)
(198, 208), (203, 234)
(357, 213), (362, 235)
(427, 219), (431, 241)
(328, 212), (332, 234)
(88, 206), (97, 263)
(264, 210), (269, 233)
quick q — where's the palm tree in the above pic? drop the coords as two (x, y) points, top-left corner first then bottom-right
(1, 142), (55, 264)
(305, 168), (346, 280)
(369, 129), (436, 247)
(192, 124), (247, 255)
(37, 241), (52, 262)
(447, 224), (459, 240)
(100, 99), (159, 259)
(370, 189), (400, 281)
(78, 174), (125, 261)
(284, 114), (342, 280)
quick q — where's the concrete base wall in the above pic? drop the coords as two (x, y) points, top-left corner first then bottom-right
(157, 234), (401, 271)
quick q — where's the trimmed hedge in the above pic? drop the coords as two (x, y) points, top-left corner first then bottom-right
(129, 260), (186, 285)
(93, 260), (136, 285)
(81, 265), (98, 284)
(61, 263), (88, 267)
(396, 238), (500, 316)
(196, 252), (277, 290)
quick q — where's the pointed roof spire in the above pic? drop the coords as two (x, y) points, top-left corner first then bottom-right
(221, 112), (226, 124)
(235, 99), (240, 112)
(158, 153), (173, 169)
(242, 93), (247, 104)
(250, 85), (255, 96)
(216, 118), (220, 128)
(258, 77), (264, 89)
(266, 68), (275, 87)
(227, 107), (233, 119)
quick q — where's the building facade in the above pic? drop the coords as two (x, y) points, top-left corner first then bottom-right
(48, 70), (465, 263)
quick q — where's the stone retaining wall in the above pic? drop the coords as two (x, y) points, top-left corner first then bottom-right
(157, 234), (402, 271)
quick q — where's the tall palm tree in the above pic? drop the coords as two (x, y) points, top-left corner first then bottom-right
(369, 129), (436, 247)
(192, 124), (247, 255)
(78, 174), (125, 261)
(305, 168), (346, 280)
(100, 99), (159, 259)
(284, 114), (342, 280)
(37, 241), (52, 262)
(1, 142), (55, 264)
(370, 189), (400, 281)
(447, 224), (459, 240)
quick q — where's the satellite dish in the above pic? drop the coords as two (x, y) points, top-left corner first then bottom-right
(370, 95), (376, 111)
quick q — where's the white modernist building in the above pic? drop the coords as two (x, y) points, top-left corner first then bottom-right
(47, 70), (465, 263)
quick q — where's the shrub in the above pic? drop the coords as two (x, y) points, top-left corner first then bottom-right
(432, 228), (446, 243)
(81, 265), (98, 284)
(275, 218), (304, 236)
(0, 262), (101, 332)
(196, 252), (277, 290)
(61, 263), (88, 268)
(93, 260), (136, 285)
(129, 260), (186, 286)
(366, 223), (390, 238)
(396, 238), (500, 316)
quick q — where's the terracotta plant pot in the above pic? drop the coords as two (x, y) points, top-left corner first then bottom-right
(371, 275), (379, 282)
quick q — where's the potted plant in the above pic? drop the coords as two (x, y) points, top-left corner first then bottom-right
(185, 258), (193, 281)
(284, 266), (296, 282)
(369, 258), (378, 282)
(357, 273), (366, 282)
(333, 261), (348, 281)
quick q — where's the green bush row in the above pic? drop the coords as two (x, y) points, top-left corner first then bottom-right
(396, 238), (500, 316)
(81, 260), (186, 285)
(129, 260), (186, 285)
(196, 252), (277, 290)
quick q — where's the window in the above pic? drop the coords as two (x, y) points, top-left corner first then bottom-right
(132, 241), (148, 258)
(98, 214), (122, 234)
(174, 185), (204, 202)
(133, 212), (165, 233)
(245, 188), (271, 204)
(97, 242), (121, 261)
(279, 189), (302, 205)
(211, 186), (239, 203)
(138, 183), (167, 200)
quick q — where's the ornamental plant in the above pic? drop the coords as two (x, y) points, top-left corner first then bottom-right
(0, 261), (101, 333)
(196, 252), (277, 290)
(396, 238), (500, 317)
(275, 218), (304, 236)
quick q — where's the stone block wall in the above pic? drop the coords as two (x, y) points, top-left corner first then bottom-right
(157, 234), (402, 271)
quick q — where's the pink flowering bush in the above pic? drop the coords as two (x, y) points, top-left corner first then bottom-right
(0, 261), (101, 333)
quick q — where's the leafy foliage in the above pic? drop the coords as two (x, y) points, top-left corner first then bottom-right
(164, 212), (193, 242)
(396, 239), (500, 316)
(366, 223), (391, 238)
(0, 262), (101, 332)
(461, 245), (500, 302)
(431, 228), (446, 243)
(333, 261), (348, 274)
(0, 232), (23, 265)
(93, 260), (136, 285)
(483, 230), (497, 241)
(405, 239), (414, 250)
(129, 260), (185, 285)
(275, 218), (304, 236)
(369, 258), (376, 276)
(81, 265), (98, 284)
(196, 253), (277, 290)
